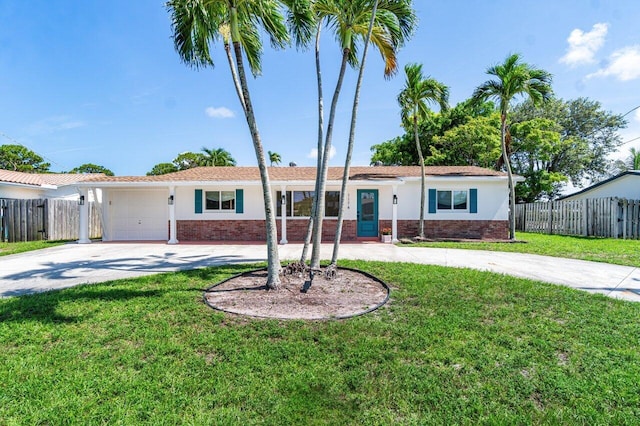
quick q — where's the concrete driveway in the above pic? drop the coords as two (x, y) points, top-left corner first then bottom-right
(1, 242), (639, 301)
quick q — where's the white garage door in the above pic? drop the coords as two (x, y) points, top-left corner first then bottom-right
(109, 190), (168, 240)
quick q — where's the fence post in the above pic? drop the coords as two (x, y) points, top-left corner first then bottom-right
(547, 201), (553, 235)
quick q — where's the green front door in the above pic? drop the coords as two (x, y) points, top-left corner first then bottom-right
(357, 189), (378, 237)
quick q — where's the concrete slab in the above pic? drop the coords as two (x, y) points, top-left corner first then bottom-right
(0, 242), (638, 302)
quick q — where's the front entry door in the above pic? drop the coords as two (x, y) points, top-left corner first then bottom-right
(357, 189), (378, 237)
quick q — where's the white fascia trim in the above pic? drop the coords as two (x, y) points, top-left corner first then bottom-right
(0, 181), (56, 190)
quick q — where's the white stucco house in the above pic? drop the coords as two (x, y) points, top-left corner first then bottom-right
(558, 170), (640, 201)
(75, 165), (518, 244)
(0, 169), (104, 200)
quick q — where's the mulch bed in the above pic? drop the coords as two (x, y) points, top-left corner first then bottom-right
(204, 267), (389, 320)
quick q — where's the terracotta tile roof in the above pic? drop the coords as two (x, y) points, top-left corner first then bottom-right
(0, 169), (105, 187)
(79, 166), (506, 184)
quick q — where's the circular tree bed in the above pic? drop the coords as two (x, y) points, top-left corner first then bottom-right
(203, 267), (390, 320)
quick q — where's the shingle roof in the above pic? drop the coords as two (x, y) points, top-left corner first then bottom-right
(79, 166), (506, 184)
(0, 169), (106, 187)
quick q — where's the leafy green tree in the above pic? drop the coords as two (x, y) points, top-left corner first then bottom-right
(472, 53), (553, 240)
(430, 113), (501, 168)
(0, 144), (50, 172)
(173, 152), (206, 170)
(201, 147), (236, 166)
(370, 99), (495, 166)
(397, 63), (449, 239)
(167, 0), (311, 289)
(268, 151), (281, 166)
(69, 163), (114, 176)
(509, 118), (569, 201)
(147, 162), (179, 176)
(512, 97), (627, 188)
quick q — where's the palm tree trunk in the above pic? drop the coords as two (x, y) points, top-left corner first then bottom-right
(224, 41), (246, 114)
(301, 23), (324, 264)
(331, 0), (378, 265)
(310, 50), (349, 269)
(414, 115), (425, 239)
(230, 9), (281, 289)
(501, 113), (516, 240)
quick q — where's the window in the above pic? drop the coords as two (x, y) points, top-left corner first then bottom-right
(205, 190), (236, 211)
(277, 191), (340, 217)
(437, 190), (467, 211)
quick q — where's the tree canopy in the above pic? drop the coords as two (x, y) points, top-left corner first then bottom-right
(68, 163), (114, 176)
(0, 144), (50, 173)
(147, 148), (237, 175)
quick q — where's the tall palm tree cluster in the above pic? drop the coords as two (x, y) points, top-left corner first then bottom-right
(166, 0), (416, 289)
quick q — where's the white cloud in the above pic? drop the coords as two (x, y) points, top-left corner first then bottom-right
(27, 116), (86, 135)
(308, 145), (337, 160)
(205, 106), (235, 118)
(587, 46), (640, 81)
(634, 108), (640, 123)
(559, 22), (608, 67)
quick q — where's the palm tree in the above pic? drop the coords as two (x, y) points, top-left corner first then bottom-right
(309, 0), (416, 269)
(268, 151), (282, 166)
(167, 0), (302, 289)
(397, 63), (449, 239)
(472, 53), (552, 240)
(628, 147), (640, 170)
(201, 147), (237, 166)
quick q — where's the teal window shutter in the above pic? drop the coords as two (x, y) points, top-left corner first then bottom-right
(236, 189), (244, 213)
(428, 188), (436, 214)
(470, 188), (478, 213)
(195, 189), (203, 214)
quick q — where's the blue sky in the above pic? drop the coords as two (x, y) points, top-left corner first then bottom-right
(1, 0), (639, 176)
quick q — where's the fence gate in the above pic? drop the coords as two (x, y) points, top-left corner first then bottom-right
(0, 198), (102, 242)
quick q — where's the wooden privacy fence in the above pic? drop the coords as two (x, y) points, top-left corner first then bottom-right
(0, 198), (102, 242)
(515, 197), (640, 239)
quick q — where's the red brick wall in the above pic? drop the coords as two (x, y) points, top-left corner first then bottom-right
(396, 220), (508, 240)
(176, 219), (508, 241)
(176, 219), (357, 242)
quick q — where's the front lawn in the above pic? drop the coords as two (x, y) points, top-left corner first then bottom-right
(1, 261), (639, 424)
(404, 232), (640, 267)
(0, 240), (66, 257)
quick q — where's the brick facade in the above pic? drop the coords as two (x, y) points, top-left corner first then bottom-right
(387, 219), (508, 240)
(177, 219), (507, 241)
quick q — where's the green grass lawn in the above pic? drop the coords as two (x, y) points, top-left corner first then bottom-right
(404, 232), (640, 267)
(0, 240), (66, 257)
(1, 261), (639, 424)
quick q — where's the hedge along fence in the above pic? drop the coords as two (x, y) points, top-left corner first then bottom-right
(0, 198), (102, 242)
(515, 197), (640, 240)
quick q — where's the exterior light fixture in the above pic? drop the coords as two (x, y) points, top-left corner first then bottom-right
(393, 194), (398, 205)
(78, 195), (85, 206)
(281, 194), (286, 205)
(168, 195), (174, 205)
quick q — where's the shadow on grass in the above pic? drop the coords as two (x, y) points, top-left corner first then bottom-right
(0, 264), (257, 324)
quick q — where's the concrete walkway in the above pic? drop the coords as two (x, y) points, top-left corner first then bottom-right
(0, 242), (639, 301)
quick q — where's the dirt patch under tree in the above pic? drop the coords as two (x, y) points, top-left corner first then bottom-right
(204, 267), (389, 320)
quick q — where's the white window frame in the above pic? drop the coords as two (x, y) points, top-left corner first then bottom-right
(276, 190), (340, 218)
(436, 189), (469, 212)
(204, 190), (236, 212)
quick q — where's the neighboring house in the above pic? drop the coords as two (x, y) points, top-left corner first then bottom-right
(558, 170), (640, 201)
(0, 169), (105, 200)
(77, 166), (518, 243)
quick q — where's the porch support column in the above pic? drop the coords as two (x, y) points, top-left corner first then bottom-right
(392, 185), (399, 243)
(279, 185), (288, 244)
(77, 187), (91, 244)
(168, 186), (178, 244)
